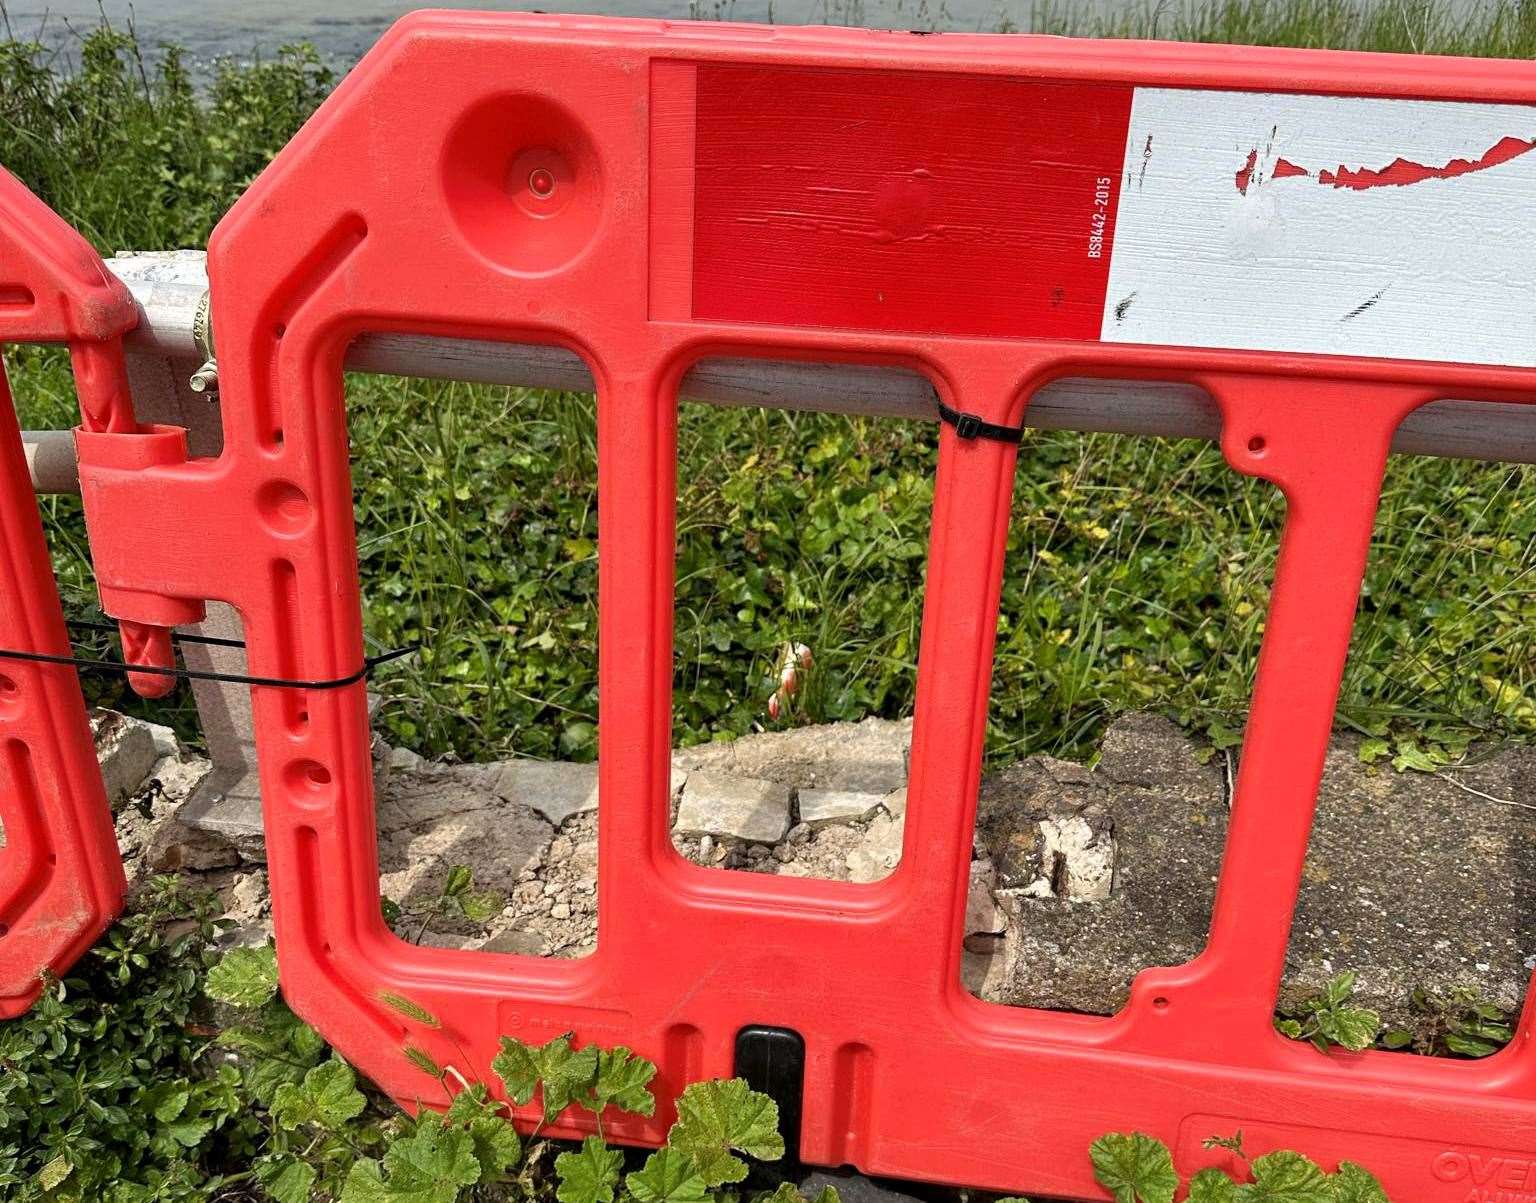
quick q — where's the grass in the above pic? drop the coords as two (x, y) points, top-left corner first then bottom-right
(0, 2), (1532, 771)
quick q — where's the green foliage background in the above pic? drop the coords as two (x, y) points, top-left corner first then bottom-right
(2, 2), (1533, 771)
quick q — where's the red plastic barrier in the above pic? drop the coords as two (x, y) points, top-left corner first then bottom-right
(74, 16), (1536, 1198)
(0, 170), (135, 1015)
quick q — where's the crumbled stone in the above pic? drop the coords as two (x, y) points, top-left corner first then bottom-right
(93, 709), (159, 803)
(846, 812), (904, 883)
(674, 771), (793, 844)
(385, 745), (425, 773)
(1038, 812), (1115, 902)
(99, 703), (1536, 1031)
(965, 858), (1000, 936)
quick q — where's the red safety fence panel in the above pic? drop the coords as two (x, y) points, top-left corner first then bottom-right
(70, 16), (1536, 1199)
(0, 170), (133, 1016)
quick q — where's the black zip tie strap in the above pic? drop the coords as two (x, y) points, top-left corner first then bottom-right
(936, 399), (1024, 444)
(0, 622), (416, 691)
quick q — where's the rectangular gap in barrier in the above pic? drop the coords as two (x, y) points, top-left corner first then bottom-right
(1284, 448), (1535, 1059)
(963, 415), (1282, 1010)
(668, 362), (937, 884)
(348, 360), (599, 959)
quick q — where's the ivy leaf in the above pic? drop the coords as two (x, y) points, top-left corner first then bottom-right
(1236, 1151), (1331, 1203)
(269, 1057), (368, 1131)
(1188, 1169), (1239, 1203)
(1356, 738), (1390, 765)
(204, 944), (279, 1007)
(492, 1032), (599, 1119)
(339, 1158), (391, 1203)
(1089, 1132), (1179, 1203)
(1329, 1162), (1389, 1203)
(255, 1153), (318, 1203)
(1316, 1006), (1380, 1052)
(667, 1078), (784, 1187)
(555, 1135), (624, 1203)
(382, 1114), (484, 1203)
(446, 1086), (521, 1178)
(626, 1148), (709, 1203)
(580, 1046), (657, 1117)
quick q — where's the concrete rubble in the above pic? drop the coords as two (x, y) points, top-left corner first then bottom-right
(105, 709), (1535, 1033)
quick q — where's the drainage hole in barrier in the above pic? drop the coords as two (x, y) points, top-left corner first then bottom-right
(285, 759), (333, 798)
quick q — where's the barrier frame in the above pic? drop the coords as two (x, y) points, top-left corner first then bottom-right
(0, 170), (134, 1015)
(70, 16), (1536, 1198)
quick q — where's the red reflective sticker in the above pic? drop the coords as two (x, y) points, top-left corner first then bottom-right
(691, 64), (1134, 341)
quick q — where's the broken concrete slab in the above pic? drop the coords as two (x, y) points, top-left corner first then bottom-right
(494, 759), (599, 827)
(674, 770), (793, 844)
(975, 713), (1536, 1029)
(100, 696), (1536, 1036)
(798, 787), (885, 827)
(377, 765), (553, 920)
(672, 716), (911, 793)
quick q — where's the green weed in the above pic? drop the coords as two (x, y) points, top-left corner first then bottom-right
(0, 6), (1531, 769)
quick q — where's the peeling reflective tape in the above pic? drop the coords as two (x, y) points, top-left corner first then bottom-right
(1103, 88), (1536, 366)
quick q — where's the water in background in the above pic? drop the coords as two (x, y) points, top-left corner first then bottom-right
(0, 0), (1393, 64)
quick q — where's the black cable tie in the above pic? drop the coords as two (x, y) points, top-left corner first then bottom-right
(67, 619), (246, 650)
(936, 399), (1024, 444)
(0, 631), (416, 691)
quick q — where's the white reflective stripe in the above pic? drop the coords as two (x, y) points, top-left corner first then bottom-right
(1101, 87), (1536, 367)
